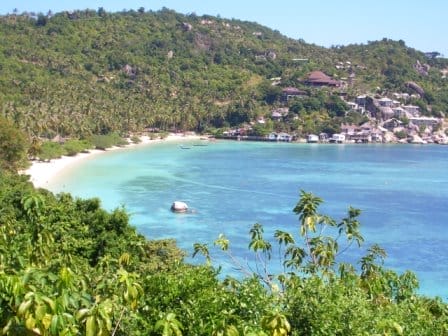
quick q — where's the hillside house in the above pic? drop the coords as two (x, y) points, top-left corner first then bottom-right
(271, 107), (289, 121)
(392, 107), (410, 119)
(271, 111), (283, 121)
(347, 102), (358, 110)
(356, 95), (367, 106)
(383, 118), (403, 131)
(281, 87), (307, 102)
(304, 71), (341, 87)
(341, 123), (359, 136)
(360, 121), (375, 132)
(393, 92), (410, 101)
(403, 105), (420, 116)
(378, 97), (393, 107)
(409, 117), (440, 127)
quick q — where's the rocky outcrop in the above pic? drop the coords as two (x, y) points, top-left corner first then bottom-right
(181, 22), (192, 31)
(410, 134), (426, 144)
(122, 64), (136, 79)
(405, 81), (425, 96)
(413, 60), (430, 76)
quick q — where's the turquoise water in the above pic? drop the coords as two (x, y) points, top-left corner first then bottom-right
(48, 141), (448, 299)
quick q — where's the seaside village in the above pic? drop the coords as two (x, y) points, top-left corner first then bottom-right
(221, 64), (448, 145)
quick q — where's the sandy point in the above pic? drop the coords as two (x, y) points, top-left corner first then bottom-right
(23, 133), (201, 189)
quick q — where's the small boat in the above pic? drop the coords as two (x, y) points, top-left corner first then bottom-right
(180, 145), (191, 149)
(171, 201), (188, 213)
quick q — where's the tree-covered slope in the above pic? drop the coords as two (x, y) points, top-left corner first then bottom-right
(1, 8), (447, 140)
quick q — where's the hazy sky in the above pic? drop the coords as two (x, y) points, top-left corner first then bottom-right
(2, 0), (447, 56)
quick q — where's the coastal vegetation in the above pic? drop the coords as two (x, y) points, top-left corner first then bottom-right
(1, 7), (448, 335)
(1, 124), (448, 335)
(1, 169), (448, 335)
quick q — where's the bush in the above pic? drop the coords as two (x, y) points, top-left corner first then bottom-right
(63, 139), (93, 156)
(130, 135), (141, 144)
(394, 130), (407, 139)
(38, 141), (66, 161)
(88, 133), (128, 150)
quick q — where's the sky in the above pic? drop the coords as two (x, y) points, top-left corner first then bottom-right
(1, 0), (447, 56)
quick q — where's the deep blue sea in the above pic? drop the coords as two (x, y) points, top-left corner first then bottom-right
(48, 141), (448, 299)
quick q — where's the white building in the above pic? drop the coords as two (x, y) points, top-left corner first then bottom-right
(403, 105), (420, 116)
(329, 133), (345, 143)
(307, 134), (319, 143)
(378, 97), (394, 107)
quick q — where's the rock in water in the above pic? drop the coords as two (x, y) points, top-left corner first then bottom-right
(171, 201), (188, 213)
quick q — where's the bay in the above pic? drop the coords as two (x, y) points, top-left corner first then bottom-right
(48, 141), (448, 299)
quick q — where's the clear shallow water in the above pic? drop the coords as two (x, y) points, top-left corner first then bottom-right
(49, 141), (448, 299)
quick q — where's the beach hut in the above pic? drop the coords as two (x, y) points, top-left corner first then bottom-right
(329, 134), (345, 143)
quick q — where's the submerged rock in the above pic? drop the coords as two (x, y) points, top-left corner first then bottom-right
(171, 201), (188, 213)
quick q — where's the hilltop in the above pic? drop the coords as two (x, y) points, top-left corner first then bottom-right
(1, 7), (447, 143)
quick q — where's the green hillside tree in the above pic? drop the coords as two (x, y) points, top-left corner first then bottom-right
(0, 115), (29, 171)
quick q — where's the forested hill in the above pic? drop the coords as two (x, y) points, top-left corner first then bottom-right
(1, 7), (448, 139)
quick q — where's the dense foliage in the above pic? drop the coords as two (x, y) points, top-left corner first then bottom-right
(0, 171), (447, 335)
(1, 8), (447, 141)
(0, 115), (29, 171)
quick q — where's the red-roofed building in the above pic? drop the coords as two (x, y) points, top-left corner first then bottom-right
(304, 71), (341, 87)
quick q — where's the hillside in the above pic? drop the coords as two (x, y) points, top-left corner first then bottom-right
(0, 8), (447, 141)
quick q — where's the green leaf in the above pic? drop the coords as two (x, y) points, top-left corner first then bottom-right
(392, 322), (403, 335)
(86, 315), (96, 336)
(25, 315), (36, 330)
(214, 234), (230, 251)
(18, 299), (32, 316)
(76, 308), (90, 321)
(35, 304), (46, 320)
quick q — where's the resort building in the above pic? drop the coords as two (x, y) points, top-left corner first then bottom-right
(268, 132), (293, 142)
(409, 117), (440, 127)
(392, 107), (408, 119)
(307, 134), (319, 143)
(378, 97), (394, 107)
(356, 95), (367, 106)
(281, 87), (307, 102)
(329, 133), (345, 143)
(403, 105), (420, 116)
(271, 107), (289, 121)
(304, 71), (341, 87)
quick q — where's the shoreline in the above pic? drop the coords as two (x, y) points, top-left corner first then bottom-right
(24, 133), (201, 189)
(25, 133), (444, 190)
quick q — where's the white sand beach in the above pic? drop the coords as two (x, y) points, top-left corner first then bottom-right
(24, 133), (201, 189)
